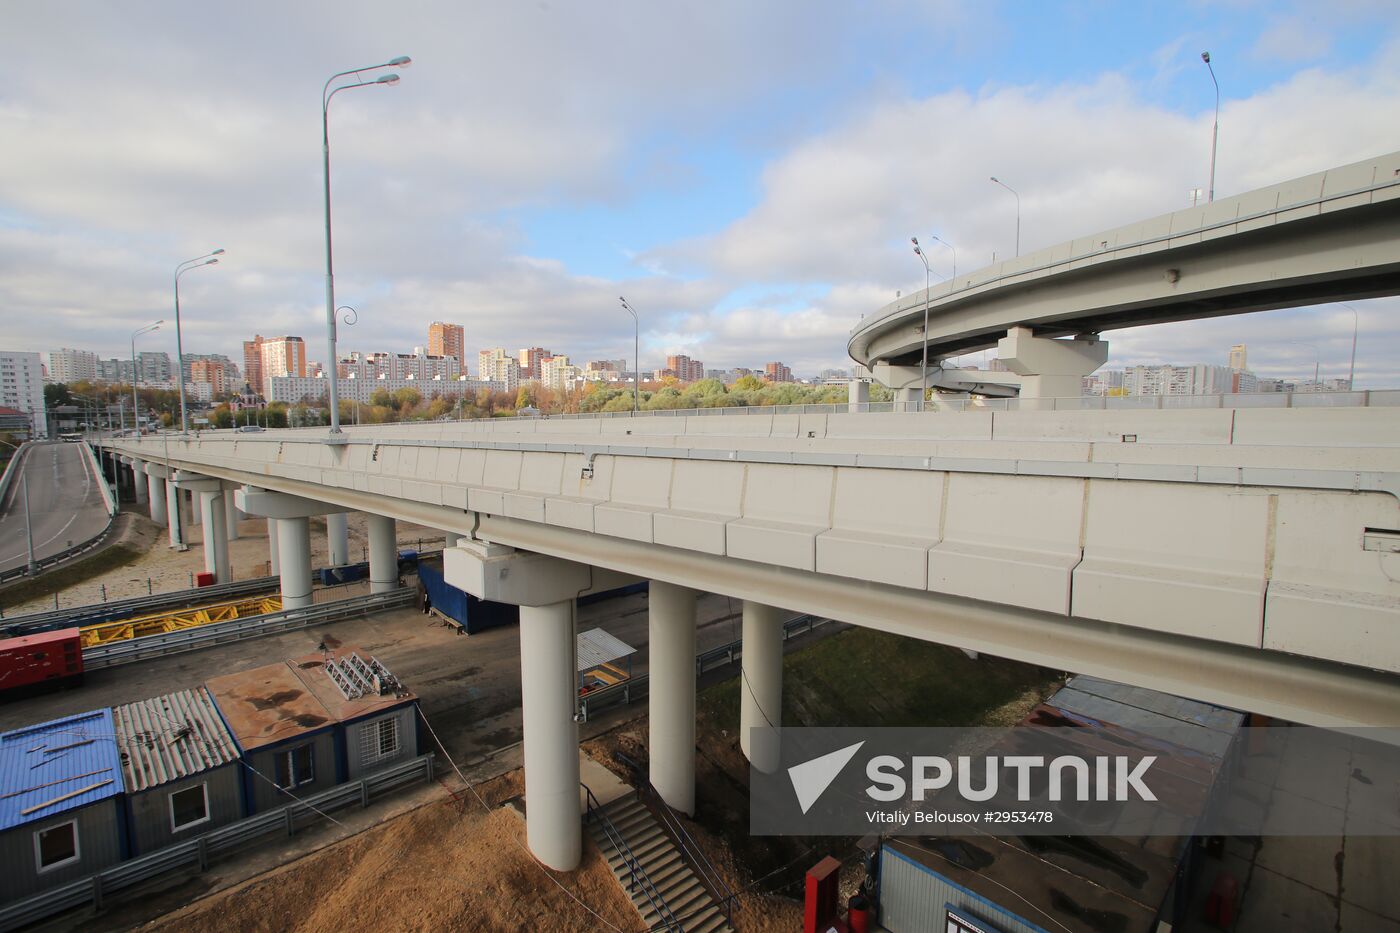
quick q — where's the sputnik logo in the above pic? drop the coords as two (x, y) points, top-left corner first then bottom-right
(787, 741), (865, 814)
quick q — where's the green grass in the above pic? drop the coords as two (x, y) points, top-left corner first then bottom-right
(0, 543), (144, 613)
(699, 626), (1059, 730)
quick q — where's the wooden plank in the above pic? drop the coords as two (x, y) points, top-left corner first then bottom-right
(0, 769), (112, 800)
(20, 779), (114, 816)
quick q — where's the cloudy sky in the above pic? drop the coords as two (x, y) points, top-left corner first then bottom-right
(2, 1), (1398, 385)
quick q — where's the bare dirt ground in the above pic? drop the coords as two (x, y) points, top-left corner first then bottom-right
(138, 769), (643, 933)
(5, 507), (447, 615)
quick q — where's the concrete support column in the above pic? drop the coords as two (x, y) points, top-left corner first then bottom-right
(224, 489), (241, 541)
(518, 598), (582, 871)
(165, 480), (183, 549)
(190, 489), (201, 524)
(649, 580), (698, 815)
(741, 601), (785, 773)
(266, 518), (280, 575)
(847, 378), (870, 413)
(131, 464), (147, 505)
(367, 514), (397, 593)
(146, 473), (165, 524)
(444, 531), (462, 548)
(996, 326), (1108, 404)
(326, 512), (349, 567)
(198, 490), (230, 583)
(275, 517), (312, 609)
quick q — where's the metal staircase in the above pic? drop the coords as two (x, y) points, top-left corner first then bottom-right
(586, 790), (735, 933)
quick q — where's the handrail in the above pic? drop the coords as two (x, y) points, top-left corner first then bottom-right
(582, 783), (680, 932)
(612, 754), (737, 930)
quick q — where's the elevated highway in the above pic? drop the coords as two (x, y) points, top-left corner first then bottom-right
(104, 395), (1400, 871)
(850, 150), (1400, 397)
(0, 442), (111, 576)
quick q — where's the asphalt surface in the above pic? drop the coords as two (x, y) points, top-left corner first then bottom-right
(0, 441), (111, 574)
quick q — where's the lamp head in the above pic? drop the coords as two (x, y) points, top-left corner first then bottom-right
(388, 56), (412, 67)
(205, 258), (219, 266)
(911, 236), (919, 246)
(376, 73), (400, 85)
(211, 248), (225, 256)
(1201, 51), (1211, 64)
(990, 176), (998, 183)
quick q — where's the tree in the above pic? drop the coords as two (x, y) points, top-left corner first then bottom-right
(369, 388), (394, 408)
(514, 386), (535, 410)
(44, 383), (73, 408)
(392, 387), (421, 411)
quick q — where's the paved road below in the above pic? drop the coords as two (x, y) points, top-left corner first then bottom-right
(0, 441), (110, 574)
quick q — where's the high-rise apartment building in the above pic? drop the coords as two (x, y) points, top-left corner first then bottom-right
(478, 348), (521, 390)
(517, 347), (552, 382)
(666, 354), (704, 383)
(1228, 344), (1248, 371)
(764, 361), (793, 383)
(0, 351), (47, 438)
(45, 348), (99, 384)
(243, 335), (266, 394)
(428, 322), (465, 365)
(190, 359), (236, 396)
(259, 336), (307, 387)
(540, 355), (582, 392)
(136, 351), (173, 384)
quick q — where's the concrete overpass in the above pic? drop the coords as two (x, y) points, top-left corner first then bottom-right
(0, 442), (112, 576)
(850, 150), (1400, 399)
(103, 400), (1400, 870)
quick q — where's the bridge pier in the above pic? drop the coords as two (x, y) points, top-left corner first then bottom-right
(649, 580), (697, 815)
(740, 600), (784, 773)
(443, 531), (462, 548)
(266, 518), (280, 575)
(143, 463), (167, 527)
(276, 518), (312, 608)
(175, 472), (230, 583)
(367, 515), (397, 593)
(442, 541), (604, 871)
(126, 458), (147, 505)
(326, 512), (349, 567)
(996, 326), (1107, 403)
(519, 598), (583, 871)
(224, 489), (241, 541)
(236, 488), (351, 610)
(189, 488), (201, 524)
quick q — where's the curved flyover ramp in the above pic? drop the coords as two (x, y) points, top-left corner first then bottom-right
(850, 151), (1400, 379)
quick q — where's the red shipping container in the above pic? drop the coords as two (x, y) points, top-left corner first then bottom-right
(196, 572), (215, 587)
(0, 628), (83, 693)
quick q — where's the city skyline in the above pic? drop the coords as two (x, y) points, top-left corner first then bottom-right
(1, 5), (1398, 388)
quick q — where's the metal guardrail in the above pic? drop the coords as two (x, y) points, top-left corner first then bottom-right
(578, 614), (833, 722)
(82, 588), (415, 670)
(0, 754), (435, 932)
(0, 441), (32, 509)
(0, 515), (115, 586)
(583, 784), (678, 931)
(1, 575), (281, 632)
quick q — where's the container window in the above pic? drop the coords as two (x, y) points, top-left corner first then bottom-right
(170, 783), (210, 831)
(35, 821), (79, 872)
(275, 745), (316, 789)
(358, 716), (400, 767)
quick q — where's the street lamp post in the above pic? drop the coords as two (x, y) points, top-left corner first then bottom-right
(131, 321), (163, 435)
(931, 235), (957, 282)
(619, 297), (640, 412)
(989, 177), (1021, 257)
(1340, 304), (1360, 390)
(321, 56), (412, 434)
(1202, 51), (1220, 203)
(911, 238), (932, 407)
(174, 250), (223, 433)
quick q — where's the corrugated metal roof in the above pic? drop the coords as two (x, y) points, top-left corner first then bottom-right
(112, 687), (241, 792)
(0, 708), (124, 831)
(576, 628), (635, 672)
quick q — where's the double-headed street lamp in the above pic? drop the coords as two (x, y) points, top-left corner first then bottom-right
(131, 320), (163, 434)
(989, 176), (1021, 257)
(1201, 51), (1220, 203)
(174, 250), (223, 433)
(619, 297), (641, 412)
(931, 235), (957, 282)
(322, 55), (412, 434)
